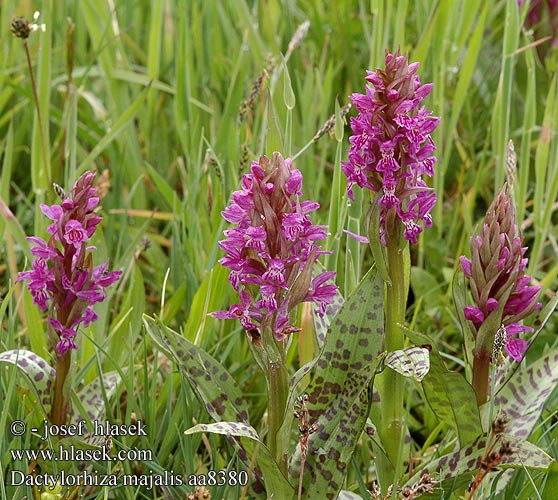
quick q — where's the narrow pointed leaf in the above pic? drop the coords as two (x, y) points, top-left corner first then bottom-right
(79, 82), (152, 171)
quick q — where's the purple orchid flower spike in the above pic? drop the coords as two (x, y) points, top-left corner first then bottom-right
(17, 171), (122, 354)
(212, 152), (337, 342)
(342, 50), (439, 245)
(461, 184), (541, 363)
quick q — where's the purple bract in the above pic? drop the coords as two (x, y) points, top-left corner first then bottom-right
(460, 185), (541, 362)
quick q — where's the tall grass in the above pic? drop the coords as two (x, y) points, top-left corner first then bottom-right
(1, 0), (557, 499)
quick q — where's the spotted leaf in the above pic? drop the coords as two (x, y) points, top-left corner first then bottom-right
(143, 315), (249, 424)
(385, 346), (430, 382)
(490, 347), (558, 439)
(185, 421), (260, 440)
(72, 371), (122, 447)
(0, 349), (55, 417)
(289, 269), (385, 498)
(405, 433), (552, 497)
(143, 315), (268, 497)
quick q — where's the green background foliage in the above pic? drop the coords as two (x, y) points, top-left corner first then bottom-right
(1, 0), (557, 498)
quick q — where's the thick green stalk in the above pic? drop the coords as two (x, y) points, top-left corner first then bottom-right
(262, 327), (289, 476)
(376, 238), (406, 491)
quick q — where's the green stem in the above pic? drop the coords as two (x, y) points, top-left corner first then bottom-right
(376, 237), (407, 491)
(23, 39), (51, 188)
(261, 327), (289, 476)
(267, 354), (289, 475)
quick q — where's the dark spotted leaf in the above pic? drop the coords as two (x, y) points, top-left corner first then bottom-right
(185, 422), (294, 500)
(143, 315), (249, 424)
(72, 371), (122, 447)
(185, 421), (260, 440)
(490, 347), (558, 439)
(404, 348), (558, 497)
(405, 433), (552, 497)
(143, 315), (270, 497)
(492, 287), (558, 394)
(400, 325), (481, 446)
(385, 346), (430, 382)
(289, 269), (385, 498)
(0, 349), (55, 417)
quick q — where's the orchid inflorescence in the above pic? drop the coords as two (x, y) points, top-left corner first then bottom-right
(212, 152), (337, 341)
(460, 184), (541, 362)
(342, 50), (439, 245)
(17, 171), (121, 354)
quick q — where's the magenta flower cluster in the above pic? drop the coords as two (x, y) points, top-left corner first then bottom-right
(460, 185), (541, 361)
(519, 0), (558, 46)
(17, 172), (121, 354)
(212, 152), (337, 341)
(342, 50), (439, 245)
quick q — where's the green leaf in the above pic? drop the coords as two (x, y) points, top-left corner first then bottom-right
(184, 264), (230, 344)
(385, 346), (430, 382)
(542, 460), (558, 500)
(0, 349), (55, 417)
(78, 81), (152, 172)
(143, 160), (178, 210)
(143, 315), (249, 424)
(185, 422), (294, 500)
(290, 269), (385, 497)
(282, 55), (295, 110)
(23, 288), (48, 358)
(400, 325), (481, 446)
